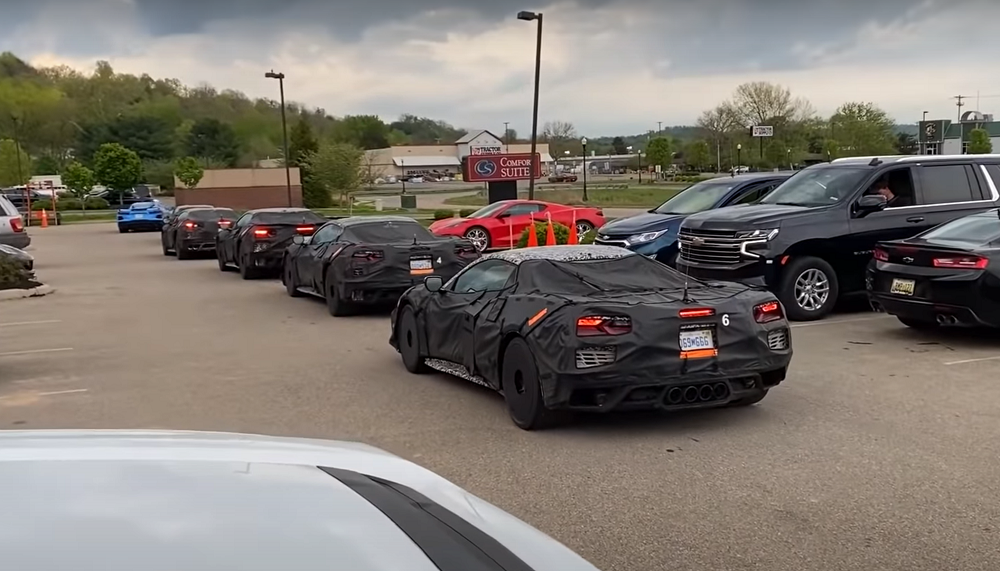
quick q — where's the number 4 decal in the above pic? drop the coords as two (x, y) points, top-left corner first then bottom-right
(722, 314), (730, 326)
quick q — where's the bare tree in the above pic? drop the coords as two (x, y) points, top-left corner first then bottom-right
(542, 120), (577, 141)
(728, 82), (812, 127)
(359, 151), (386, 189)
(697, 105), (738, 172)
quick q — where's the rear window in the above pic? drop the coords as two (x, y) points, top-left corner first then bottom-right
(918, 211), (1000, 246)
(343, 221), (433, 243)
(187, 209), (237, 221)
(516, 254), (690, 294)
(254, 211), (326, 225)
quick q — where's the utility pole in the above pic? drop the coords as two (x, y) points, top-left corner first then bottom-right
(657, 121), (662, 136)
(954, 95), (965, 122)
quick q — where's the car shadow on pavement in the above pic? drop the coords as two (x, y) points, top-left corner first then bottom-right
(880, 324), (1000, 350)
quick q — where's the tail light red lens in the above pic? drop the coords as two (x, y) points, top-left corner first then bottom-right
(577, 315), (632, 336)
(678, 308), (715, 319)
(932, 256), (988, 269)
(219, 219), (232, 229)
(873, 248), (889, 262)
(183, 221), (197, 230)
(10, 217), (23, 232)
(753, 301), (783, 323)
(252, 227), (273, 239)
(296, 225), (316, 235)
(352, 250), (384, 261)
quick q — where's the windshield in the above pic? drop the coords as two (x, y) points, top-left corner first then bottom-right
(919, 212), (1000, 247)
(466, 203), (509, 219)
(187, 209), (237, 221)
(758, 167), (870, 207)
(653, 181), (736, 214)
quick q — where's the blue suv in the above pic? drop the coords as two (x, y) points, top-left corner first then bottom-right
(595, 172), (792, 265)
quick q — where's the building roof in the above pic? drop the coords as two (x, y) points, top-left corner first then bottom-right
(454, 129), (502, 144)
(393, 156), (461, 167)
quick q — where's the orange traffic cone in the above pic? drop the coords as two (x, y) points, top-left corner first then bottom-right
(545, 214), (556, 246)
(40, 209), (49, 228)
(526, 214), (539, 247)
(567, 211), (579, 245)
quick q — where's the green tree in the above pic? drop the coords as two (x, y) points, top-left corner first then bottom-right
(645, 137), (674, 170)
(334, 115), (390, 150)
(302, 142), (362, 208)
(389, 114), (465, 145)
(684, 140), (711, 171)
(895, 132), (918, 155)
(288, 116), (318, 167)
(967, 128), (993, 154)
(828, 102), (896, 157)
(93, 143), (142, 201)
(61, 161), (96, 202)
(611, 136), (627, 155)
(32, 154), (61, 175)
(0, 139), (31, 187)
(185, 118), (239, 166)
(173, 156), (204, 189)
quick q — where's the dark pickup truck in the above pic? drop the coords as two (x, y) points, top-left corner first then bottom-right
(676, 154), (1000, 320)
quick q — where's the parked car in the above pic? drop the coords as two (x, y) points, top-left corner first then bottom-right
(391, 245), (791, 430)
(595, 172), (790, 265)
(868, 208), (1000, 329)
(162, 207), (237, 259)
(0, 244), (33, 270)
(117, 201), (167, 233)
(0, 194), (29, 249)
(216, 208), (327, 279)
(161, 203), (213, 227)
(282, 216), (479, 315)
(548, 173), (578, 183)
(428, 200), (605, 252)
(676, 155), (1000, 320)
(0, 430), (601, 571)
(0, 187), (43, 210)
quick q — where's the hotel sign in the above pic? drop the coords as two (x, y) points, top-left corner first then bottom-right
(462, 153), (542, 182)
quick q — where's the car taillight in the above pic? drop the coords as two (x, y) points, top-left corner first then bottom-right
(933, 256), (988, 269)
(873, 248), (889, 262)
(252, 227), (273, 239)
(353, 250), (384, 261)
(219, 219), (232, 229)
(296, 225), (316, 235)
(753, 301), (783, 323)
(678, 307), (715, 319)
(576, 316), (631, 336)
(183, 221), (198, 230)
(10, 217), (23, 232)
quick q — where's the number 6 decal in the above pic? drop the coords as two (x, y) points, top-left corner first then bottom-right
(722, 314), (730, 326)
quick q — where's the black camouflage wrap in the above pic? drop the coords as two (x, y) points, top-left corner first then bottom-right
(392, 245), (792, 412)
(331, 238), (478, 295)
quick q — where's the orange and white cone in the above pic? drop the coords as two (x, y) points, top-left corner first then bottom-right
(526, 213), (539, 247)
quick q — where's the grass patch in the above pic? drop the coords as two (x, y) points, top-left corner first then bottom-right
(443, 184), (688, 208)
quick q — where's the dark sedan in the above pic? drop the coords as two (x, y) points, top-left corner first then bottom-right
(162, 207), (237, 259)
(216, 208), (327, 279)
(868, 209), (1000, 329)
(594, 173), (790, 265)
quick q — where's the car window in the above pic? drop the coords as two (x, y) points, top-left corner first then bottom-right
(504, 204), (543, 217)
(311, 224), (342, 244)
(0, 196), (16, 216)
(916, 164), (978, 205)
(653, 180), (736, 214)
(729, 182), (779, 206)
(918, 212), (1000, 246)
(234, 213), (253, 228)
(449, 260), (517, 293)
(759, 167), (871, 207)
(187, 209), (236, 221)
(466, 202), (509, 219)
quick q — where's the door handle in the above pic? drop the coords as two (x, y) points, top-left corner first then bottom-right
(906, 216), (924, 223)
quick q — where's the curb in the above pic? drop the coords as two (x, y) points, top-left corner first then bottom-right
(0, 284), (55, 302)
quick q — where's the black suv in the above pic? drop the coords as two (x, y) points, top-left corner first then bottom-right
(676, 155), (1000, 320)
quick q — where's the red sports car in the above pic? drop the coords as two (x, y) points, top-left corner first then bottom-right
(429, 200), (606, 252)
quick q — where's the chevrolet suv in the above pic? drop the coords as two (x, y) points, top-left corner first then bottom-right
(676, 155), (1000, 320)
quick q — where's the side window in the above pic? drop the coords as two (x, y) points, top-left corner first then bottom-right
(916, 165), (977, 205)
(449, 260), (517, 293)
(504, 204), (542, 217)
(728, 183), (767, 205)
(864, 167), (916, 208)
(234, 213), (253, 228)
(981, 165), (1000, 199)
(311, 224), (342, 244)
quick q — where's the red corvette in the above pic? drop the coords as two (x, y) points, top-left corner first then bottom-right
(429, 200), (606, 252)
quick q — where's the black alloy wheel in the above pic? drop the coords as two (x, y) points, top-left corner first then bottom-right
(397, 306), (429, 373)
(283, 257), (302, 297)
(501, 337), (566, 430)
(325, 269), (355, 316)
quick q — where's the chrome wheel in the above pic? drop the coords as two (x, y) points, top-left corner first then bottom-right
(465, 228), (489, 251)
(576, 221), (593, 237)
(794, 268), (830, 312)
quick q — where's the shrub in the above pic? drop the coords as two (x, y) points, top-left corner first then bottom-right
(85, 197), (110, 210)
(580, 228), (597, 244)
(0, 255), (36, 291)
(517, 221), (571, 248)
(433, 209), (456, 220)
(29, 199), (52, 211)
(459, 208), (477, 218)
(56, 198), (83, 210)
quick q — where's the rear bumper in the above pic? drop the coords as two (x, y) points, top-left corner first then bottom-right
(0, 232), (30, 249)
(867, 264), (1000, 328)
(176, 239), (216, 251)
(678, 258), (777, 288)
(118, 220), (163, 230)
(869, 293), (999, 328)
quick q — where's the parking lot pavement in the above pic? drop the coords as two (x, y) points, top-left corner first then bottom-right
(3, 223), (1000, 571)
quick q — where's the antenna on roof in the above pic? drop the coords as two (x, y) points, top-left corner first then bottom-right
(681, 268), (692, 303)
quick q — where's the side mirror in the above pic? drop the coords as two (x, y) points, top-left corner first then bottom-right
(496, 211), (509, 219)
(424, 275), (444, 292)
(856, 194), (888, 215)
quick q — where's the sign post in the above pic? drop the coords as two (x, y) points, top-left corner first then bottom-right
(751, 125), (773, 160)
(462, 153), (543, 204)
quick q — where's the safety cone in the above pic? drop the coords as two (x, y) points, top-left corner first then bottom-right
(567, 211), (579, 245)
(545, 214), (556, 246)
(40, 209), (49, 229)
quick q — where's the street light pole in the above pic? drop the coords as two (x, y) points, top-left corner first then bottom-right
(10, 115), (28, 223)
(581, 137), (588, 202)
(518, 11), (543, 200)
(736, 143), (742, 176)
(504, 121), (510, 152)
(921, 110), (929, 154)
(265, 70), (293, 207)
(638, 151), (643, 184)
(657, 121), (662, 136)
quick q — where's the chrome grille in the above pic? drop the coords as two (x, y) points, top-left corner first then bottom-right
(678, 228), (743, 265)
(576, 346), (616, 368)
(595, 234), (630, 248)
(767, 328), (789, 351)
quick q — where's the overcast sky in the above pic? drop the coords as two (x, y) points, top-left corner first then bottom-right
(2, 0), (998, 136)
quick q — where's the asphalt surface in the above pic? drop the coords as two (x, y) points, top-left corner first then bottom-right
(3, 224), (1000, 571)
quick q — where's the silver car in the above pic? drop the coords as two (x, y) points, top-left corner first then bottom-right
(0, 194), (30, 249)
(0, 430), (600, 571)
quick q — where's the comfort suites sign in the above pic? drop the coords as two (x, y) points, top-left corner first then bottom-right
(462, 153), (542, 183)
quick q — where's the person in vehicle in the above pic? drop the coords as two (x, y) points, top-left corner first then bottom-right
(867, 176), (911, 207)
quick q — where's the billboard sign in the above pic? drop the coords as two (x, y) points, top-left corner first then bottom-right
(463, 153), (542, 182)
(470, 145), (503, 156)
(751, 125), (774, 137)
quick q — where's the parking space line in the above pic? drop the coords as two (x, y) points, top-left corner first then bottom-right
(0, 348), (74, 357)
(791, 315), (891, 329)
(36, 389), (88, 397)
(944, 355), (1000, 366)
(0, 320), (62, 328)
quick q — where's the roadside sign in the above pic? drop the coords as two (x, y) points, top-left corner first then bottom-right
(752, 126), (774, 137)
(462, 153), (542, 183)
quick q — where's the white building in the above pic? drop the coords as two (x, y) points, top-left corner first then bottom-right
(920, 111), (1000, 155)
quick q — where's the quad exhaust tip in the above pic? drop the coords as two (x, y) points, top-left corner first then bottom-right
(936, 314), (958, 325)
(666, 383), (731, 405)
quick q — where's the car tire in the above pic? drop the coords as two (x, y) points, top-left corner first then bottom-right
(239, 253), (259, 280)
(325, 271), (354, 316)
(397, 306), (430, 374)
(897, 316), (939, 330)
(176, 244), (192, 260)
(217, 247), (233, 272)
(283, 258), (302, 297)
(575, 220), (594, 238)
(728, 389), (768, 407)
(501, 337), (565, 430)
(161, 237), (172, 256)
(778, 256), (839, 321)
(118, 226), (128, 234)
(464, 226), (491, 252)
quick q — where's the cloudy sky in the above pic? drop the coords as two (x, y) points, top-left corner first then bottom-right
(2, 0), (998, 136)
